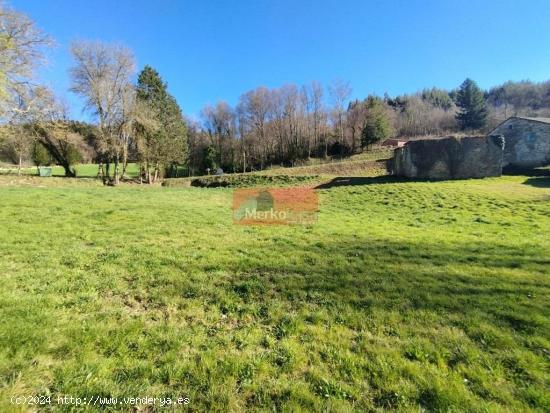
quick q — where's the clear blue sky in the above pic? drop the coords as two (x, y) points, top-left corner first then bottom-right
(13, 0), (550, 120)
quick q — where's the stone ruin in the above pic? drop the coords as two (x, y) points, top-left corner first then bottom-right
(490, 117), (550, 170)
(391, 135), (505, 179)
(390, 117), (550, 180)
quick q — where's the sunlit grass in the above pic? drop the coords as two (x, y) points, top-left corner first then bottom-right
(0, 173), (548, 411)
(0, 163), (140, 178)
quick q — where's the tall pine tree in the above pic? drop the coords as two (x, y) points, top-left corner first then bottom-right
(136, 65), (188, 181)
(361, 96), (393, 149)
(455, 78), (488, 130)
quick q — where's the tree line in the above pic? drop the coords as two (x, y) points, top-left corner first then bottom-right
(0, 3), (187, 183)
(1, 2), (549, 180)
(186, 77), (549, 174)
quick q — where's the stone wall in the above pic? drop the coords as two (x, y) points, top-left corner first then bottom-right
(491, 117), (550, 169)
(392, 135), (504, 179)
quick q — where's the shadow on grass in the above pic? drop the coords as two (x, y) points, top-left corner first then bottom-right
(503, 166), (550, 188)
(522, 176), (550, 188)
(51, 174), (91, 178)
(0, 171), (97, 179)
(503, 166), (550, 177)
(217, 235), (549, 336)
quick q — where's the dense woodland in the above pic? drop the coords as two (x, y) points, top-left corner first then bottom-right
(1, 3), (550, 180)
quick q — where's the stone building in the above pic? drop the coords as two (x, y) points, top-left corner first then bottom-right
(490, 117), (550, 169)
(391, 135), (505, 179)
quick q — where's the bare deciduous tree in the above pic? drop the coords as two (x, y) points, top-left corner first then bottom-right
(302, 81), (324, 157)
(0, 2), (53, 171)
(7, 86), (91, 177)
(237, 87), (271, 169)
(328, 79), (352, 157)
(1, 85), (58, 174)
(69, 40), (135, 184)
(201, 101), (235, 170)
(0, 2), (52, 114)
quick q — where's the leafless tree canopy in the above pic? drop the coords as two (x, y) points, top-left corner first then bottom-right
(69, 41), (135, 130)
(189, 81), (350, 174)
(69, 40), (135, 183)
(0, 2), (52, 116)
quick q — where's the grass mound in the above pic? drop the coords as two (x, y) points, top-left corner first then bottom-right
(164, 174), (322, 188)
(264, 159), (389, 177)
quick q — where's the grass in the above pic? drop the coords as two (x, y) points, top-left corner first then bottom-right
(164, 174), (322, 188)
(0, 163), (140, 178)
(0, 147), (392, 180)
(259, 148), (392, 177)
(0, 172), (549, 411)
(163, 149), (391, 188)
(254, 147), (393, 169)
(259, 159), (388, 177)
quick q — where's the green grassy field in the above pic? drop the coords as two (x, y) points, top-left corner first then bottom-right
(0, 172), (549, 411)
(0, 163), (140, 178)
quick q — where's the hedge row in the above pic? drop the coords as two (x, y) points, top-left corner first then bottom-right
(163, 174), (321, 188)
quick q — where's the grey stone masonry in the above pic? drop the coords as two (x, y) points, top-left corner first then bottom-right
(392, 135), (504, 179)
(491, 117), (550, 169)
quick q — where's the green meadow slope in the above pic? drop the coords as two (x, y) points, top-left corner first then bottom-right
(0, 172), (548, 411)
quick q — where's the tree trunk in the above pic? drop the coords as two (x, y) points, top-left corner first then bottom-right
(122, 144), (128, 178)
(146, 160), (152, 184)
(105, 162), (111, 183)
(99, 162), (108, 184)
(62, 163), (76, 178)
(339, 113), (345, 158)
(113, 155), (120, 185)
(18, 155), (22, 176)
(153, 163), (159, 183)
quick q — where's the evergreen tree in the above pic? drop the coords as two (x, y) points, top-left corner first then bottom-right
(203, 144), (218, 172)
(31, 141), (51, 168)
(361, 96), (393, 149)
(455, 78), (488, 130)
(136, 65), (188, 180)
